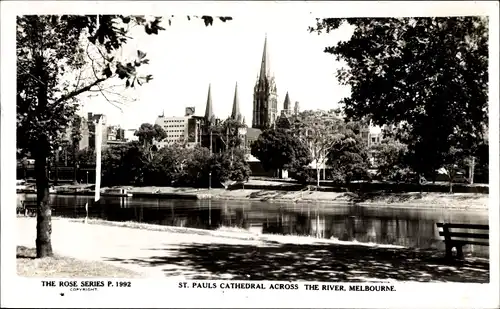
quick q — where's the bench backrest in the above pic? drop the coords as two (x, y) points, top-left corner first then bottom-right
(436, 222), (489, 243)
(21, 200), (37, 206)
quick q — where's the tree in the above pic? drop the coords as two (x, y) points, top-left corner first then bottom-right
(144, 143), (187, 186)
(135, 122), (167, 161)
(135, 123), (167, 146)
(16, 15), (232, 258)
(211, 149), (251, 186)
(179, 146), (212, 187)
(327, 122), (371, 184)
(295, 110), (344, 187)
(101, 141), (146, 186)
(250, 128), (312, 178)
(441, 146), (468, 193)
(371, 138), (411, 182)
(310, 17), (488, 179)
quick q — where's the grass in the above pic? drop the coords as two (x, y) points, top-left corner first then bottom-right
(67, 218), (261, 241)
(17, 246), (140, 278)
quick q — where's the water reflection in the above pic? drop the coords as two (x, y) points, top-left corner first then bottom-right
(17, 194), (489, 257)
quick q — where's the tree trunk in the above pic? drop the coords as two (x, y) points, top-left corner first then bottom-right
(449, 177), (453, 194)
(34, 143), (53, 258)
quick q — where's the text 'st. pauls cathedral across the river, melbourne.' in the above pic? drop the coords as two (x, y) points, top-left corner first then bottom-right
(154, 34), (300, 149)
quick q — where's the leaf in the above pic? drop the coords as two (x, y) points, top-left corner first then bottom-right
(103, 66), (113, 78)
(202, 16), (213, 26)
(137, 50), (146, 59)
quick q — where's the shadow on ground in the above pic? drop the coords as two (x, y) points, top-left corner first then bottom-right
(104, 240), (489, 282)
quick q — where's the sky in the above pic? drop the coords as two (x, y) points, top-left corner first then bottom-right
(78, 14), (355, 129)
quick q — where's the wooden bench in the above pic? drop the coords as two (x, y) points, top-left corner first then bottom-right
(436, 222), (489, 259)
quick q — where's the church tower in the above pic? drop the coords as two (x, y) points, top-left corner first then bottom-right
(231, 82), (242, 122)
(282, 92), (292, 116)
(252, 34), (278, 130)
(294, 101), (300, 116)
(204, 83), (215, 125)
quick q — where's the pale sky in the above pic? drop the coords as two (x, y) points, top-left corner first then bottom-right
(79, 14), (355, 129)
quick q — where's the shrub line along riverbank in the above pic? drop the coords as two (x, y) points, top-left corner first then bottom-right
(43, 183), (489, 211)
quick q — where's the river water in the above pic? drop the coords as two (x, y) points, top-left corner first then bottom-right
(17, 194), (489, 257)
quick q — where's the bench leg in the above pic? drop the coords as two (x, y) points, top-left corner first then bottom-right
(456, 245), (464, 259)
(445, 243), (453, 259)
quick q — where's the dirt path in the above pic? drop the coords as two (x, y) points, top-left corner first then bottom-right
(17, 218), (489, 282)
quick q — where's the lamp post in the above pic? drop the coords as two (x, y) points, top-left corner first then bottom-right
(86, 171), (89, 184)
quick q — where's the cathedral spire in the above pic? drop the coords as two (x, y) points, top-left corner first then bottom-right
(283, 92), (291, 114)
(231, 82), (242, 121)
(205, 83), (214, 123)
(259, 33), (271, 79)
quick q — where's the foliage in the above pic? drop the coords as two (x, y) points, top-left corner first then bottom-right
(143, 143), (187, 186)
(135, 123), (167, 146)
(310, 17), (489, 177)
(250, 128), (312, 175)
(473, 140), (489, 183)
(100, 143), (251, 188)
(101, 141), (147, 186)
(371, 138), (410, 182)
(295, 110), (345, 186)
(275, 115), (293, 130)
(211, 118), (247, 151)
(76, 147), (96, 166)
(441, 146), (469, 193)
(327, 123), (371, 184)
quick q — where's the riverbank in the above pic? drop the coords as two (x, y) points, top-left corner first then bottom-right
(46, 183), (489, 210)
(17, 217), (489, 282)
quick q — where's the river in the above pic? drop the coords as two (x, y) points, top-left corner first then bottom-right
(17, 194), (489, 257)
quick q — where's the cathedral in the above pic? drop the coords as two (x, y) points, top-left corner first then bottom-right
(198, 34), (300, 153)
(203, 35), (298, 128)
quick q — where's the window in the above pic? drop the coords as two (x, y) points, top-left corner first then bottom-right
(371, 137), (376, 143)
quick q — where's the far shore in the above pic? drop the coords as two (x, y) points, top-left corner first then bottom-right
(20, 182), (489, 211)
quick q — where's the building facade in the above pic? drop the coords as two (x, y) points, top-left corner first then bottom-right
(155, 114), (190, 144)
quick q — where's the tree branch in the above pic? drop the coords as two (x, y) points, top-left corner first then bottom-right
(53, 77), (107, 105)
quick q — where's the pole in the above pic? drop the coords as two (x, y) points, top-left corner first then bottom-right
(208, 198), (212, 227)
(86, 171), (89, 184)
(209, 128), (212, 154)
(95, 117), (103, 202)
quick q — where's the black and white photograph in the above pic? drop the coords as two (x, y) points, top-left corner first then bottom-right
(1, 1), (499, 308)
